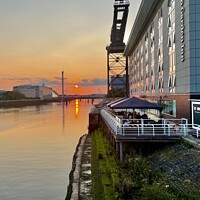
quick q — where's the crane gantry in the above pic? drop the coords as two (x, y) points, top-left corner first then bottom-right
(106, 0), (130, 96)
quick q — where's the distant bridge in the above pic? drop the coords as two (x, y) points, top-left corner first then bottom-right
(66, 94), (106, 101)
(45, 94), (106, 102)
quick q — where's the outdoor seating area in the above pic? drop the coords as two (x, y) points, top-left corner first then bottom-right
(99, 98), (200, 162)
(102, 107), (188, 137)
(100, 97), (200, 140)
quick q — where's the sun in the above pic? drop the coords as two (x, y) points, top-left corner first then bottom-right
(75, 85), (79, 88)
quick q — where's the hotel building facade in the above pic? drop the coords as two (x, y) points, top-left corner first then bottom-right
(124, 0), (200, 122)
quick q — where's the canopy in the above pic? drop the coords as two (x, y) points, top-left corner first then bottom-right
(107, 97), (128, 107)
(110, 96), (162, 111)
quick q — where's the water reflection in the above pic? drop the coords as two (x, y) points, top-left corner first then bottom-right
(62, 102), (66, 131)
(0, 101), (100, 200)
(75, 99), (79, 118)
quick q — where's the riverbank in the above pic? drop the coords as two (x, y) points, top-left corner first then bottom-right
(0, 99), (48, 108)
(66, 134), (93, 200)
(67, 129), (200, 199)
(65, 135), (86, 200)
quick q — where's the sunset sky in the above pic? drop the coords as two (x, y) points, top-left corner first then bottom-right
(0, 0), (141, 95)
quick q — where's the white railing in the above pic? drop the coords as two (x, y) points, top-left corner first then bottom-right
(189, 124), (200, 138)
(101, 108), (122, 134)
(101, 108), (200, 138)
(114, 0), (129, 6)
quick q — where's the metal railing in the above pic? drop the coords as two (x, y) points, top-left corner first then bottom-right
(188, 124), (200, 138)
(101, 108), (200, 138)
(101, 108), (121, 134)
(114, 0), (129, 6)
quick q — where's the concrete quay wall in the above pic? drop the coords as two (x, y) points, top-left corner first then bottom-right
(65, 135), (87, 200)
(0, 99), (47, 108)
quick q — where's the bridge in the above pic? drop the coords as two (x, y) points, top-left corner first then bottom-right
(66, 94), (106, 100)
(45, 94), (106, 102)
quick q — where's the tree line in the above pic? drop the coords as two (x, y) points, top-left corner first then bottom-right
(0, 91), (27, 100)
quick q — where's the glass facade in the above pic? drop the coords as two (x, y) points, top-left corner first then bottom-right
(168, 0), (176, 93)
(162, 100), (176, 117)
(126, 0), (200, 120)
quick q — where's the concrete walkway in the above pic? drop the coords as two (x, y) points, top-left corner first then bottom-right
(183, 134), (200, 149)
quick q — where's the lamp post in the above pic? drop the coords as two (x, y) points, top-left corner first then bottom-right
(62, 71), (64, 102)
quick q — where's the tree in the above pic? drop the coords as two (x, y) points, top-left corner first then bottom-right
(5, 91), (26, 100)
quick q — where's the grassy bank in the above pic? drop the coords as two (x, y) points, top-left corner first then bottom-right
(91, 129), (119, 200)
(91, 128), (200, 199)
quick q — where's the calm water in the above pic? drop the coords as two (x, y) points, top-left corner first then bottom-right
(0, 100), (97, 200)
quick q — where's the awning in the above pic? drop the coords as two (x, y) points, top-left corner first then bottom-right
(110, 96), (162, 111)
(107, 97), (128, 107)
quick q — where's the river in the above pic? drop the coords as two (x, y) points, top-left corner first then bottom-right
(0, 99), (98, 200)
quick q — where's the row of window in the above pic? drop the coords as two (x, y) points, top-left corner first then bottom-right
(130, 0), (176, 96)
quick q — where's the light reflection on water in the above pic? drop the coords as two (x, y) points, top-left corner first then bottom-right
(0, 100), (97, 200)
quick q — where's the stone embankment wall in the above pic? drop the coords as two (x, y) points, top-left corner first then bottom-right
(0, 99), (47, 108)
(66, 106), (101, 200)
(65, 135), (87, 200)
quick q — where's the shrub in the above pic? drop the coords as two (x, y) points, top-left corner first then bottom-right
(140, 182), (177, 200)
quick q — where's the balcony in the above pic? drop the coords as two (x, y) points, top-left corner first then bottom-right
(101, 108), (200, 141)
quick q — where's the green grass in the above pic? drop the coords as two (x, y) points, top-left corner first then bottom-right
(91, 129), (119, 200)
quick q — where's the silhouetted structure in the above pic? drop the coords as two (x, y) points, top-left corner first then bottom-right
(106, 0), (129, 97)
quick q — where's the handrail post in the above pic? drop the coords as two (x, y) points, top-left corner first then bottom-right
(168, 124), (170, 136)
(183, 125), (186, 137)
(163, 118), (166, 135)
(153, 124), (155, 136)
(181, 118), (188, 133)
(141, 119), (144, 135)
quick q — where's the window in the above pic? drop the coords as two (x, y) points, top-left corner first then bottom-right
(168, 76), (172, 87)
(168, 0), (172, 7)
(157, 48), (161, 56)
(162, 100), (176, 117)
(167, 17), (171, 27)
(168, 0), (176, 93)
(167, 37), (172, 47)
(150, 23), (154, 33)
(151, 69), (154, 76)
(172, 32), (175, 43)
(172, 74), (176, 87)
(158, 8), (163, 18)
(145, 32), (148, 41)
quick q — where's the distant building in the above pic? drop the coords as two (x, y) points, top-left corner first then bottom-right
(0, 90), (6, 100)
(13, 84), (58, 99)
(0, 90), (6, 94)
